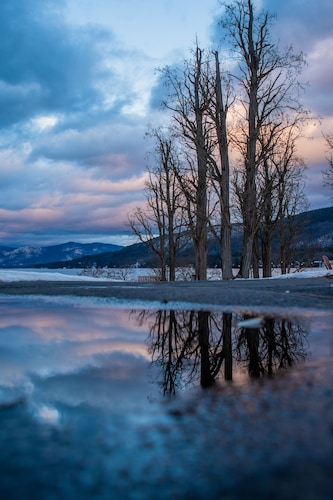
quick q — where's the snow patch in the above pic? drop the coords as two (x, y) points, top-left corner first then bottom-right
(0, 267), (332, 283)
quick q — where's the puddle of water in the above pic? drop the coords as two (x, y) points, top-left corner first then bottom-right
(0, 296), (332, 498)
(0, 298), (158, 412)
(0, 298), (317, 406)
(0, 296), (331, 408)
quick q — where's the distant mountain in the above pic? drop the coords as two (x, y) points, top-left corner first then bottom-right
(1, 207), (331, 269)
(290, 206), (333, 261)
(44, 242), (156, 269)
(42, 206), (333, 269)
(0, 242), (123, 268)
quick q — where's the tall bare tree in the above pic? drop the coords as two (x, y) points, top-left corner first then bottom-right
(161, 46), (235, 279)
(220, 0), (306, 278)
(161, 46), (214, 280)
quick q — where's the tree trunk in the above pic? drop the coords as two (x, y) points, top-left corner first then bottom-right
(261, 227), (272, 277)
(214, 51), (233, 280)
(198, 311), (214, 387)
(168, 224), (176, 281)
(194, 48), (208, 281)
(222, 313), (233, 381)
(195, 148), (207, 280)
(195, 232), (207, 281)
(238, 3), (259, 279)
(239, 231), (255, 278)
(221, 226), (233, 279)
(252, 234), (260, 278)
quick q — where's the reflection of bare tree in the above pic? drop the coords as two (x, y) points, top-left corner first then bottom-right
(222, 313), (233, 381)
(134, 309), (199, 395)
(199, 312), (233, 387)
(235, 317), (308, 378)
(132, 310), (309, 396)
(134, 310), (234, 394)
(198, 311), (213, 387)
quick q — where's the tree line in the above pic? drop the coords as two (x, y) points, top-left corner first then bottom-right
(128, 0), (316, 280)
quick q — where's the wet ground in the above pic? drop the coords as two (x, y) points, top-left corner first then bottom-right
(0, 278), (332, 498)
(1, 274), (333, 310)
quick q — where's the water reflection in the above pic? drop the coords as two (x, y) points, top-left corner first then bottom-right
(235, 315), (308, 378)
(0, 298), (156, 413)
(0, 298), (310, 408)
(135, 310), (309, 395)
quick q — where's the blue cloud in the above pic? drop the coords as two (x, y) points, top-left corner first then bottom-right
(0, 0), (112, 127)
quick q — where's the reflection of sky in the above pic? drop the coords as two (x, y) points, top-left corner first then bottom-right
(0, 298), (158, 415)
(0, 297), (332, 422)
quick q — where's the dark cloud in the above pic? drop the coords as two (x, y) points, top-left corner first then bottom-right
(0, 0), (114, 128)
(264, 1), (333, 116)
(267, 0), (333, 51)
(0, 0), (152, 183)
(210, 1), (333, 52)
(148, 71), (170, 110)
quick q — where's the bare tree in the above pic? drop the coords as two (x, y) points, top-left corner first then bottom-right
(161, 46), (235, 279)
(128, 187), (168, 280)
(276, 164), (308, 275)
(257, 116), (308, 276)
(128, 128), (188, 280)
(145, 309), (231, 392)
(148, 128), (189, 280)
(235, 316), (308, 377)
(161, 46), (214, 280)
(220, 0), (306, 278)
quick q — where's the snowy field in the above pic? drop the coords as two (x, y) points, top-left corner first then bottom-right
(0, 266), (332, 282)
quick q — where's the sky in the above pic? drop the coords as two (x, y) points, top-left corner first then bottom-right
(0, 0), (332, 248)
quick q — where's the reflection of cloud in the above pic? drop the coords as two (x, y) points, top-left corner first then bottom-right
(0, 298), (163, 412)
(30, 351), (154, 410)
(34, 404), (61, 425)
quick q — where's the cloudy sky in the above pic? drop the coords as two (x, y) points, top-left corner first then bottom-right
(0, 0), (332, 247)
